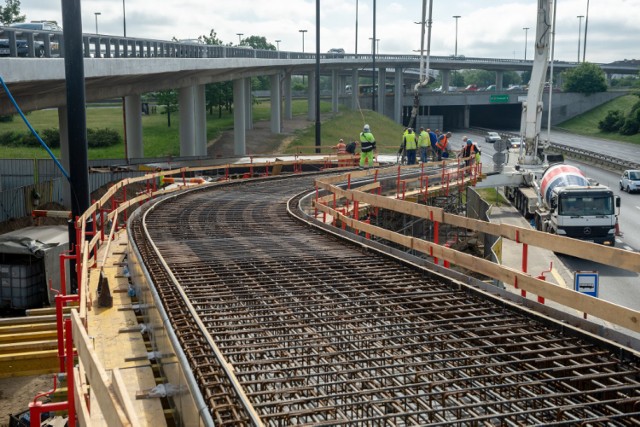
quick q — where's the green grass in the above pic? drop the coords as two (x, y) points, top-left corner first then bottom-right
(0, 99), (328, 159)
(476, 188), (508, 206)
(284, 109), (405, 155)
(555, 94), (640, 145)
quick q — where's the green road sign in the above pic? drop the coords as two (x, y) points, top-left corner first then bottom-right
(490, 94), (509, 103)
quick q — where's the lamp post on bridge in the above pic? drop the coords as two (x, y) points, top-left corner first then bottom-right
(299, 29), (307, 52)
(94, 12), (101, 34)
(275, 39), (281, 51)
(236, 33), (243, 45)
(452, 15), (461, 57)
(523, 27), (529, 61)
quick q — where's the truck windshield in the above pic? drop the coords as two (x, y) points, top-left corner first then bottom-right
(559, 195), (613, 216)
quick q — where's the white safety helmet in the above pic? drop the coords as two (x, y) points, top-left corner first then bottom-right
(363, 124), (370, 132)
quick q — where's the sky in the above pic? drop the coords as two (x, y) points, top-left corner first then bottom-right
(13, 0), (640, 64)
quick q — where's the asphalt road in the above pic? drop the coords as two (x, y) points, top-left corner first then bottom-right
(468, 129), (640, 312)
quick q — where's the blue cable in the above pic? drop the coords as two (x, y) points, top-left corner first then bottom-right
(0, 75), (70, 180)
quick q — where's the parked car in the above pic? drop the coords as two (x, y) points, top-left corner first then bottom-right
(508, 136), (523, 149)
(485, 131), (502, 143)
(327, 48), (345, 58)
(0, 21), (61, 57)
(619, 169), (640, 193)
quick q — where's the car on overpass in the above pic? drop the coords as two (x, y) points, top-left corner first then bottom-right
(0, 22), (61, 57)
(327, 48), (345, 58)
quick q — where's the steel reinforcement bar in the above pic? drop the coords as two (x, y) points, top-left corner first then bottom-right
(130, 174), (640, 426)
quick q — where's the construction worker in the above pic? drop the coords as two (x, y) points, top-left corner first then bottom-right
(428, 128), (438, 161)
(418, 127), (430, 163)
(403, 128), (417, 165)
(436, 131), (450, 160)
(333, 138), (347, 154)
(359, 124), (376, 169)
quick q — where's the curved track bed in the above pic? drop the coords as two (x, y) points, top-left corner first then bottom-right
(130, 174), (640, 426)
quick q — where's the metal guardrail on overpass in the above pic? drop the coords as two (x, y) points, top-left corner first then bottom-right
(1, 26), (639, 76)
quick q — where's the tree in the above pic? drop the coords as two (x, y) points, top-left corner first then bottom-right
(242, 35), (275, 50)
(0, 0), (25, 25)
(155, 90), (178, 127)
(561, 62), (607, 95)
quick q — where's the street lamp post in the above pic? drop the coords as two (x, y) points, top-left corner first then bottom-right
(355, 0), (359, 55)
(275, 39), (281, 51)
(576, 15), (584, 62)
(94, 12), (101, 34)
(236, 33), (243, 45)
(452, 15), (461, 57)
(523, 27), (529, 61)
(299, 29), (307, 52)
(122, 0), (126, 37)
(582, 0), (590, 62)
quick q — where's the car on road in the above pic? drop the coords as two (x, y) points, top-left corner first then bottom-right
(483, 84), (497, 91)
(508, 136), (523, 149)
(485, 131), (502, 143)
(506, 84), (524, 91)
(619, 169), (640, 193)
(464, 84), (479, 91)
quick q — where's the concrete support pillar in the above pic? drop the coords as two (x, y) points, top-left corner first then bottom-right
(233, 78), (247, 156)
(394, 68), (404, 124)
(496, 71), (504, 90)
(351, 69), (359, 110)
(283, 72), (292, 120)
(441, 70), (451, 92)
(331, 70), (339, 113)
(307, 71), (316, 121)
(270, 74), (282, 134)
(464, 104), (471, 128)
(377, 67), (386, 114)
(195, 84), (207, 156)
(178, 86), (196, 156)
(124, 94), (143, 159)
(57, 107), (71, 209)
(245, 78), (253, 130)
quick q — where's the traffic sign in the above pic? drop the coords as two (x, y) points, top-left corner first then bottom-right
(574, 271), (598, 297)
(491, 237), (503, 264)
(490, 94), (509, 103)
(494, 140), (507, 153)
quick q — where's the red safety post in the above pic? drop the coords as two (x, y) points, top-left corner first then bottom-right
(373, 169), (379, 183)
(516, 230), (528, 298)
(365, 219), (371, 239)
(59, 249), (76, 296)
(314, 184), (319, 218)
(225, 164), (230, 181)
(443, 243), (450, 268)
(354, 201), (359, 234)
(56, 294), (79, 372)
(433, 220), (440, 265)
(402, 181), (407, 200)
(250, 156), (254, 176)
(536, 262), (553, 304)
(29, 400), (69, 427)
(441, 161), (446, 183)
(347, 173), (352, 189)
(65, 318), (76, 427)
(264, 162), (269, 177)
(74, 218), (83, 291)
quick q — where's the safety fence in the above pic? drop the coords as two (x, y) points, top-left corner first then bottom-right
(312, 166), (640, 335)
(25, 155), (355, 426)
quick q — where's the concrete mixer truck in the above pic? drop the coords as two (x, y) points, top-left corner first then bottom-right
(505, 164), (620, 246)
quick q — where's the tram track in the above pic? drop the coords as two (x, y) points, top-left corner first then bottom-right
(130, 173), (640, 426)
